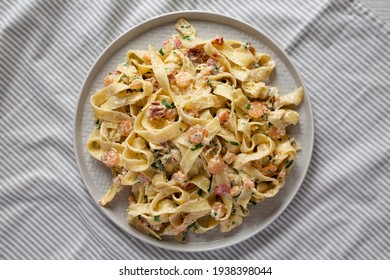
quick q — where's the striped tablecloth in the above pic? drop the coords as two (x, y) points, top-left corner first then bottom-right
(1, 0), (389, 259)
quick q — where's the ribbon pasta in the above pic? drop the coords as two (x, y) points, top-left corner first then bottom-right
(87, 19), (303, 242)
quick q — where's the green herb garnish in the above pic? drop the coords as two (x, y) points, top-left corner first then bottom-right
(243, 42), (251, 50)
(95, 120), (102, 130)
(268, 122), (273, 126)
(190, 143), (204, 151)
(154, 216), (160, 222)
(229, 141), (239, 146)
(246, 103), (251, 110)
(285, 160), (294, 169)
(151, 159), (164, 171)
(182, 35), (191, 40)
(123, 61), (129, 67)
(181, 25), (191, 29)
(161, 99), (175, 109)
(159, 48), (164, 56)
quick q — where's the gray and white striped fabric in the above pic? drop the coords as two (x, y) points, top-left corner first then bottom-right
(1, 0), (389, 259)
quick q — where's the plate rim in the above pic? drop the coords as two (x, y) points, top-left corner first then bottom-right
(73, 10), (314, 252)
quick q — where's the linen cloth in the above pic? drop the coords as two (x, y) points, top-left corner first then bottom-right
(0, 0), (389, 259)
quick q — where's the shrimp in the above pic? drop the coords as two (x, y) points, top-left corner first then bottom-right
(187, 124), (208, 144)
(174, 37), (182, 49)
(175, 72), (194, 88)
(102, 148), (119, 167)
(210, 202), (227, 220)
(207, 155), (225, 174)
(103, 74), (116, 87)
(118, 119), (132, 136)
(230, 185), (242, 197)
(217, 110), (229, 123)
(261, 164), (278, 177)
(248, 101), (268, 119)
(147, 101), (166, 120)
(243, 180), (255, 190)
(172, 170), (188, 187)
(268, 123), (286, 139)
(165, 108), (177, 122)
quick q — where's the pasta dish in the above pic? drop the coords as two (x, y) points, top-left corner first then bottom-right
(87, 18), (303, 242)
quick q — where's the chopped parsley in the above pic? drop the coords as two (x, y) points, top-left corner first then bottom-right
(154, 216), (160, 222)
(246, 103), (251, 110)
(161, 99), (175, 109)
(285, 160), (294, 169)
(232, 221), (236, 225)
(229, 141), (239, 146)
(151, 158), (164, 171)
(123, 61), (129, 67)
(179, 127), (183, 132)
(95, 120), (102, 130)
(190, 143), (204, 151)
(243, 42), (251, 50)
(182, 35), (191, 40)
(159, 48), (164, 56)
(207, 182), (212, 193)
(180, 25), (191, 29)
(268, 122), (273, 126)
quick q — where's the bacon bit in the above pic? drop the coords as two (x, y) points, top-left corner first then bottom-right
(174, 37), (182, 48)
(118, 119), (132, 136)
(147, 101), (166, 120)
(113, 176), (122, 186)
(213, 183), (231, 196)
(212, 36), (224, 45)
(206, 58), (217, 67)
(185, 45), (206, 65)
(145, 76), (159, 91)
(187, 124), (208, 144)
(115, 70), (122, 75)
(163, 40), (169, 46)
(261, 164), (278, 177)
(230, 185), (242, 197)
(207, 155), (225, 174)
(138, 173), (149, 185)
(139, 217), (149, 227)
(102, 148), (119, 168)
(212, 53), (220, 58)
(248, 46), (256, 54)
(217, 110), (229, 123)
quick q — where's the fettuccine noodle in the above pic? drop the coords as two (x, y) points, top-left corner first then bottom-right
(87, 18), (303, 242)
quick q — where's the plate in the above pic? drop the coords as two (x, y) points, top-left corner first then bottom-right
(73, 11), (314, 252)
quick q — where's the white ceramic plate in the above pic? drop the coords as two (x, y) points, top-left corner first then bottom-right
(73, 11), (314, 252)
